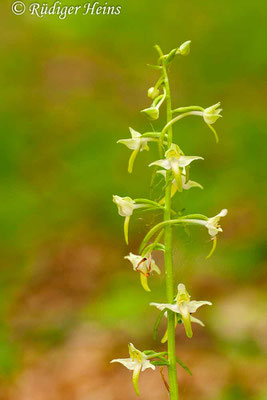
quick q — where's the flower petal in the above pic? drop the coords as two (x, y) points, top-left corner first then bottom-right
(190, 316), (205, 327)
(188, 300), (212, 313)
(183, 178), (203, 190)
(141, 359), (156, 371)
(149, 159), (171, 170)
(150, 302), (180, 314)
(129, 127), (142, 139)
(117, 138), (140, 151)
(178, 156), (204, 167)
(132, 364), (142, 396)
(111, 358), (136, 370)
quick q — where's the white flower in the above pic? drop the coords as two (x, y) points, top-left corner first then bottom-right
(205, 209), (228, 236)
(113, 196), (146, 244)
(125, 252), (160, 292)
(203, 102), (222, 125)
(111, 343), (155, 396)
(118, 128), (150, 152)
(150, 283), (212, 338)
(117, 128), (152, 173)
(185, 209), (228, 237)
(150, 144), (203, 192)
(113, 195), (139, 217)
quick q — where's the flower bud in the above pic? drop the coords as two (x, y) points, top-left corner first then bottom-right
(147, 87), (160, 99)
(141, 107), (159, 120)
(164, 48), (177, 64)
(177, 40), (191, 56)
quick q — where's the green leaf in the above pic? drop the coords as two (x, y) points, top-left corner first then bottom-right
(153, 308), (167, 340)
(176, 357), (192, 376)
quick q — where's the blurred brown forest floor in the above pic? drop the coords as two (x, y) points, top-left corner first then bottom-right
(0, 229), (266, 400)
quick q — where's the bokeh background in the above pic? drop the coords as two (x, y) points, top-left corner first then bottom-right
(0, 0), (266, 399)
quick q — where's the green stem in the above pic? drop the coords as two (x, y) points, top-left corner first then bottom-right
(162, 61), (179, 400)
(172, 105), (204, 114)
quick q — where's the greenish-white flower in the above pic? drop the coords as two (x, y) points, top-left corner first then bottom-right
(113, 196), (147, 244)
(117, 128), (153, 173)
(125, 252), (161, 292)
(203, 102), (222, 125)
(111, 343), (155, 396)
(186, 209), (228, 237)
(150, 283), (212, 338)
(176, 40), (191, 56)
(141, 106), (159, 120)
(150, 144), (203, 192)
(113, 195), (139, 217)
(118, 128), (150, 152)
(141, 88), (166, 121)
(205, 209), (228, 236)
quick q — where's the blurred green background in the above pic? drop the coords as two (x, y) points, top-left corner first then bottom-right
(0, 0), (266, 398)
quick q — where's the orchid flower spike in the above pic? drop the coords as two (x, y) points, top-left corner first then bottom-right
(157, 168), (203, 202)
(111, 343), (155, 396)
(117, 128), (153, 173)
(149, 144), (203, 192)
(113, 196), (147, 245)
(125, 252), (161, 292)
(150, 283), (212, 338)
